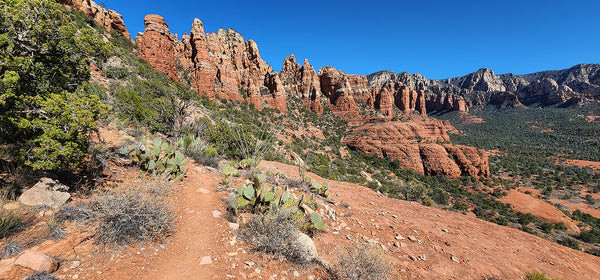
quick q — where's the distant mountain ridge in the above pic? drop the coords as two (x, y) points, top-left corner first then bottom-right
(368, 64), (600, 111)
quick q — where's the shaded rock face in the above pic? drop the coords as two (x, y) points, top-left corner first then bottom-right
(342, 119), (489, 178)
(136, 16), (282, 112)
(370, 81), (427, 116)
(318, 66), (360, 117)
(368, 64), (600, 112)
(59, 0), (130, 39)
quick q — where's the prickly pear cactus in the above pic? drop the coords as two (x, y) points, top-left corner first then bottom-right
(129, 137), (188, 181)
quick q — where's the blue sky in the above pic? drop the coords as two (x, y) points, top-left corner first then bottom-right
(101, 0), (599, 79)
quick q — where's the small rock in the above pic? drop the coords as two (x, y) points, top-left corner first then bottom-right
(394, 234), (404, 240)
(70, 260), (81, 269)
(245, 261), (255, 267)
(196, 188), (210, 194)
(228, 223), (240, 230)
(391, 214), (398, 219)
(407, 236), (417, 242)
(199, 256), (212, 265)
(212, 210), (222, 218)
(442, 228), (449, 233)
(293, 270), (300, 277)
(18, 178), (70, 209)
(14, 250), (58, 273)
(418, 255), (427, 261)
(451, 255), (460, 263)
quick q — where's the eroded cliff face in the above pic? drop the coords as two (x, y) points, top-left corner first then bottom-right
(369, 64), (600, 111)
(279, 55), (323, 114)
(131, 14), (489, 178)
(342, 118), (489, 178)
(59, 0), (130, 39)
(135, 16), (286, 112)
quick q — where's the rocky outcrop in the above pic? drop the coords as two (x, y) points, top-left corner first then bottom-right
(280, 55), (323, 114)
(59, 0), (130, 39)
(369, 81), (427, 116)
(263, 72), (288, 113)
(368, 64), (600, 111)
(136, 15), (178, 81)
(318, 66), (360, 117)
(341, 118), (489, 178)
(517, 78), (577, 105)
(136, 16), (285, 112)
(279, 64), (427, 118)
(425, 92), (469, 112)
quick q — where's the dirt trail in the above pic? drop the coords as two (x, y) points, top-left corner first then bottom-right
(139, 166), (231, 279)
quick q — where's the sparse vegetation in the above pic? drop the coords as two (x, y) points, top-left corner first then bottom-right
(0, 211), (24, 238)
(24, 272), (57, 280)
(525, 270), (563, 280)
(240, 210), (313, 265)
(91, 188), (173, 246)
(331, 243), (393, 280)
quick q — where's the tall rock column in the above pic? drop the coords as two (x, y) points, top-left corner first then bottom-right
(136, 15), (178, 81)
(280, 55), (324, 114)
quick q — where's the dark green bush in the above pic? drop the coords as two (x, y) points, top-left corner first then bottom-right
(557, 237), (580, 250)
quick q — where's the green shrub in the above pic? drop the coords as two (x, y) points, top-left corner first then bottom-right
(103, 66), (129, 79)
(525, 270), (563, 280)
(540, 222), (554, 234)
(557, 237), (580, 250)
(577, 229), (600, 243)
(0, 0), (111, 170)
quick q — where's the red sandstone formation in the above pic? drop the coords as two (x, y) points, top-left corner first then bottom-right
(280, 55), (323, 114)
(426, 92), (469, 112)
(136, 15), (178, 81)
(318, 66), (360, 117)
(341, 118), (489, 178)
(136, 16), (282, 112)
(131, 14), (488, 179)
(59, 0), (130, 39)
(278, 63), (427, 118)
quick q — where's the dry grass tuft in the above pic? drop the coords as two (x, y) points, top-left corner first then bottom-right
(331, 243), (394, 280)
(91, 188), (173, 246)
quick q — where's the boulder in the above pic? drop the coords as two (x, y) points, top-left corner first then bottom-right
(289, 230), (318, 263)
(18, 178), (70, 209)
(14, 250), (58, 273)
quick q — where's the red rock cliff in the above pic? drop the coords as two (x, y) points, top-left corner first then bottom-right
(135, 16), (286, 112)
(342, 118), (489, 178)
(59, 0), (130, 39)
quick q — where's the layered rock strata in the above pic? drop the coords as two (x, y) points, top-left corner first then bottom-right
(342, 119), (489, 178)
